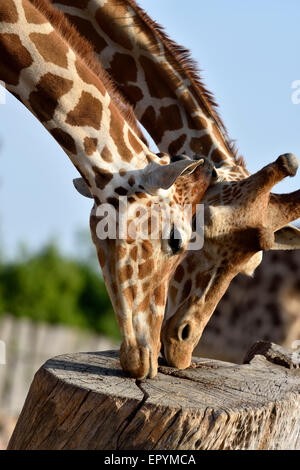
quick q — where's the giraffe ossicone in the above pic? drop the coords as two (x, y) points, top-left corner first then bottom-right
(0, 0), (216, 379)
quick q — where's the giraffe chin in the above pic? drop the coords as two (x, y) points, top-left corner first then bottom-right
(120, 343), (158, 379)
(163, 341), (193, 370)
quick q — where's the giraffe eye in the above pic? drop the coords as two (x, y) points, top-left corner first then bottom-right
(169, 225), (182, 255)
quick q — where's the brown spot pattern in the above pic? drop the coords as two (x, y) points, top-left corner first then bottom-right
(174, 264), (184, 283)
(29, 73), (73, 122)
(66, 13), (107, 54)
(128, 129), (143, 155)
(138, 259), (154, 280)
(109, 102), (132, 162)
(95, 2), (133, 50)
(66, 91), (102, 129)
(50, 128), (76, 154)
(54, 0), (90, 6)
(169, 286), (178, 303)
(154, 284), (166, 306)
(96, 248), (106, 268)
(22, 0), (48, 24)
(115, 186), (128, 196)
(141, 106), (158, 141)
(107, 197), (119, 210)
(168, 134), (187, 155)
(136, 294), (151, 315)
(0, 34), (33, 86)
(190, 133), (214, 154)
(109, 53), (138, 84)
(141, 104), (183, 144)
(140, 55), (176, 99)
(130, 246), (138, 262)
(84, 137), (98, 156)
(75, 59), (106, 95)
(123, 285), (137, 310)
(101, 146), (113, 163)
(30, 32), (68, 68)
(187, 113), (208, 131)
(211, 149), (227, 164)
(142, 281), (151, 292)
(1, 0), (18, 23)
(141, 241), (153, 260)
(120, 84), (143, 106)
(181, 279), (192, 302)
(160, 105), (183, 131)
(128, 176), (135, 187)
(93, 166), (113, 190)
(117, 245), (127, 260)
(118, 265), (134, 284)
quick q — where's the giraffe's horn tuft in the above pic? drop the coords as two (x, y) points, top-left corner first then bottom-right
(276, 153), (298, 177)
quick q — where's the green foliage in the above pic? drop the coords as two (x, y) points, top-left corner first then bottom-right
(0, 243), (121, 340)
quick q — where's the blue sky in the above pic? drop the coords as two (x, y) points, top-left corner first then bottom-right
(0, 0), (299, 259)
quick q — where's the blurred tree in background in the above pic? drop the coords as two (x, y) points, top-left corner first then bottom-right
(0, 240), (121, 340)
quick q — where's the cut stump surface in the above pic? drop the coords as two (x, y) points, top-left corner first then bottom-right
(8, 346), (300, 450)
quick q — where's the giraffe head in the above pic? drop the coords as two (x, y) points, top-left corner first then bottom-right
(161, 153), (300, 369)
(0, 0), (216, 379)
(75, 154), (215, 378)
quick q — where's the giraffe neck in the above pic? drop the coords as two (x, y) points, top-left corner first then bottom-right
(52, 0), (247, 177)
(0, 0), (158, 200)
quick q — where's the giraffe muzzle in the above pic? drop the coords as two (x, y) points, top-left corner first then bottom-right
(160, 321), (195, 370)
(119, 342), (158, 379)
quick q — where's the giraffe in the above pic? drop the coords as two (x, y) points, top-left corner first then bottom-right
(0, 0), (217, 379)
(195, 247), (300, 363)
(50, 0), (300, 369)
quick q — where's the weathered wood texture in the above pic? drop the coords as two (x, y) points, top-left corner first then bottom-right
(8, 346), (300, 450)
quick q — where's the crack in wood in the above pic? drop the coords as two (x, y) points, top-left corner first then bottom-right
(157, 364), (218, 384)
(8, 349), (300, 450)
(115, 379), (149, 450)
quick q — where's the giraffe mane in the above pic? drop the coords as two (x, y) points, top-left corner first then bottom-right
(29, 0), (148, 145)
(124, 0), (245, 168)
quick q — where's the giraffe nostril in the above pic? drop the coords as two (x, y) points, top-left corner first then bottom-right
(178, 323), (191, 341)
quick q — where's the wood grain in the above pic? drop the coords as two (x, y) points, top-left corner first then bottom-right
(8, 348), (300, 450)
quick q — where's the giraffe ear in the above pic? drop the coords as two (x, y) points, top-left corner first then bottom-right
(73, 178), (93, 198)
(272, 224), (300, 250)
(144, 159), (205, 190)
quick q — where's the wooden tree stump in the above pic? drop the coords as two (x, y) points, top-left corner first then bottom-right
(7, 345), (300, 450)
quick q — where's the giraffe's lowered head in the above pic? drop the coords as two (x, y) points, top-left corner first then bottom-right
(0, 0), (216, 380)
(161, 153), (300, 369)
(75, 155), (215, 379)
